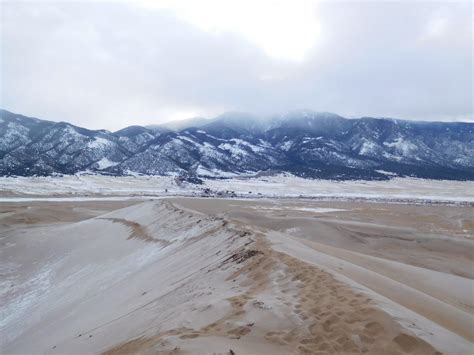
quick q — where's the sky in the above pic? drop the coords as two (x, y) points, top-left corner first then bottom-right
(1, 0), (472, 130)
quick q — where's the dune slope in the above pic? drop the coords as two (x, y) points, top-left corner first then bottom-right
(1, 199), (471, 354)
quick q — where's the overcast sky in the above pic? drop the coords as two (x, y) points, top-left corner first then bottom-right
(1, 0), (472, 130)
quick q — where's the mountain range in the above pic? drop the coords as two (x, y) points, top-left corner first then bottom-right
(1, 109), (473, 180)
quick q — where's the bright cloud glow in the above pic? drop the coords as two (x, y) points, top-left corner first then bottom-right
(1, 0), (472, 129)
(166, 110), (201, 121)
(137, 0), (321, 61)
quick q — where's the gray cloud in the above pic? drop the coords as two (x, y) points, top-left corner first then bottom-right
(1, 1), (472, 130)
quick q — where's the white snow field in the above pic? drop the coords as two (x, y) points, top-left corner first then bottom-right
(0, 175), (473, 203)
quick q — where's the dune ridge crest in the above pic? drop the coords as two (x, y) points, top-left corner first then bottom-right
(2, 199), (470, 354)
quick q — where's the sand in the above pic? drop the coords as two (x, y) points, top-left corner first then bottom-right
(1, 197), (472, 354)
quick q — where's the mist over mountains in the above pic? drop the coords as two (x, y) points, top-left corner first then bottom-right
(1, 109), (473, 180)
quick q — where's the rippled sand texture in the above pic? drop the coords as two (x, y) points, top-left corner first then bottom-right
(1, 198), (472, 354)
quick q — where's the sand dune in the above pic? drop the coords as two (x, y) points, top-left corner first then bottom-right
(1, 198), (472, 354)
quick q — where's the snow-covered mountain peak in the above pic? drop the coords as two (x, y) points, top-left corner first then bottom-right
(1, 108), (473, 180)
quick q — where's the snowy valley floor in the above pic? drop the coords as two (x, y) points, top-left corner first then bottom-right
(0, 180), (473, 354)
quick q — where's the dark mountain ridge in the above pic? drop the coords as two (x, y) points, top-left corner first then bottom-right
(1, 109), (473, 180)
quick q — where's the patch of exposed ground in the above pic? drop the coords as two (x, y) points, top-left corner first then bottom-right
(99, 217), (171, 245)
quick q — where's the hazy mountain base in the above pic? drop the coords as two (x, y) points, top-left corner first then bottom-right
(1, 175), (473, 205)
